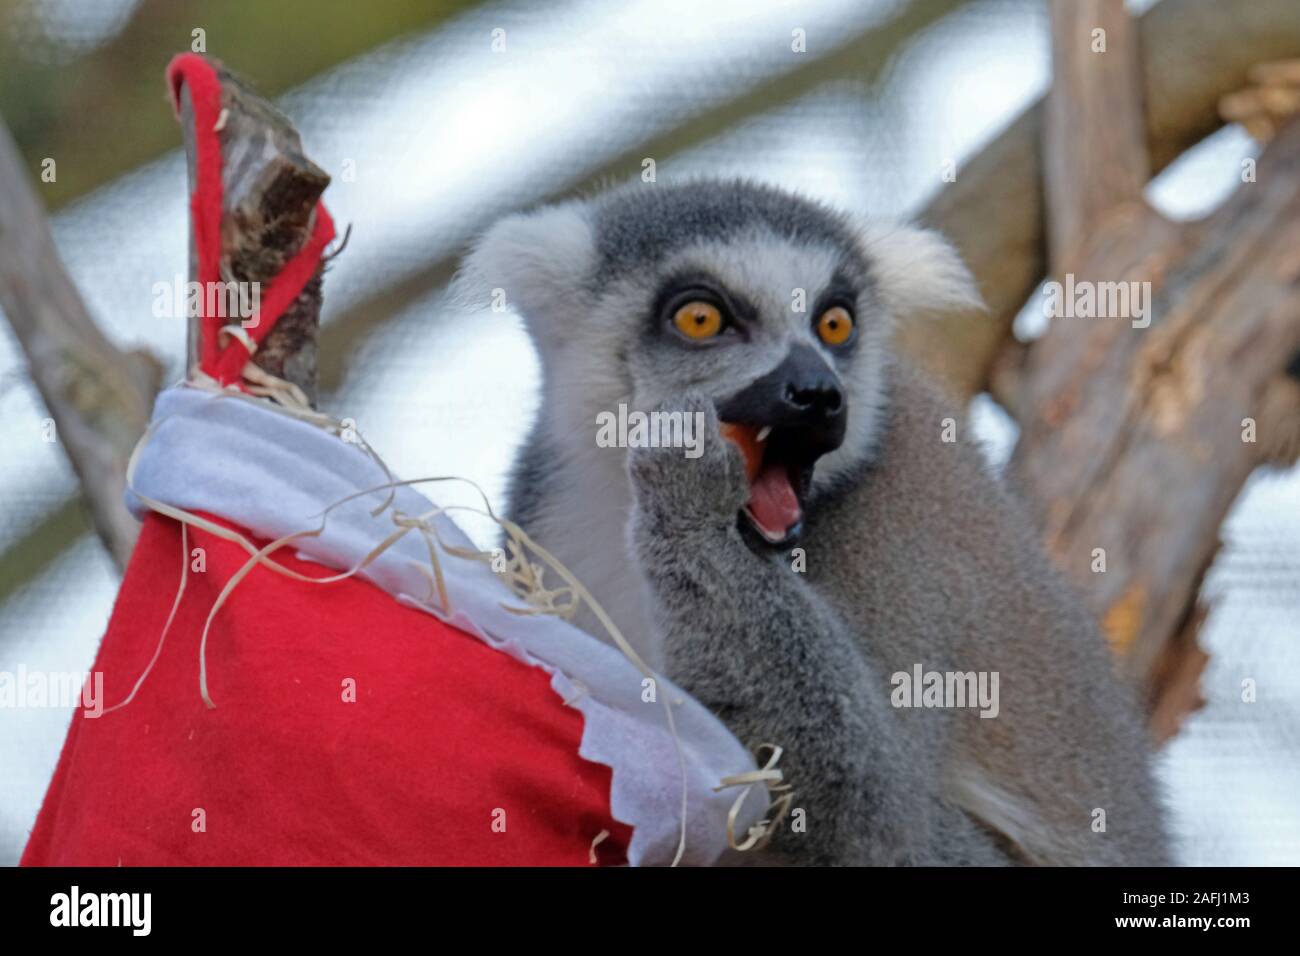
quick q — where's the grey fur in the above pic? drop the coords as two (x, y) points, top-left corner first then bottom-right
(628, 394), (1009, 865)
(588, 179), (865, 285)
(805, 358), (1168, 865)
(462, 179), (1168, 865)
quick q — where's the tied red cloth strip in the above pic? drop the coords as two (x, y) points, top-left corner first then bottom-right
(165, 53), (336, 387)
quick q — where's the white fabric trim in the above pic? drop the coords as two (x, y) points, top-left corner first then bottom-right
(126, 385), (765, 866)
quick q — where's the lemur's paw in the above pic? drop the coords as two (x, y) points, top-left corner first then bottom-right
(627, 393), (749, 537)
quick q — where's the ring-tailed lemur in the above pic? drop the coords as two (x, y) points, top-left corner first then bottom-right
(461, 179), (1168, 866)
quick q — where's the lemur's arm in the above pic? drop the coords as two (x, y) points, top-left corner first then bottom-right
(626, 396), (929, 865)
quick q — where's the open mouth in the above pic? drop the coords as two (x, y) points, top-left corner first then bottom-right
(720, 422), (824, 547)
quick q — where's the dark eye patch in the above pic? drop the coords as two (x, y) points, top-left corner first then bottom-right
(648, 270), (759, 342)
(811, 269), (862, 317)
(807, 270), (865, 355)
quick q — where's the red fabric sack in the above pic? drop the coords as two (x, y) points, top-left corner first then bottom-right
(22, 513), (630, 866)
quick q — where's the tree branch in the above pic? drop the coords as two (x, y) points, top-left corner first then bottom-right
(1044, 0), (1151, 272)
(1009, 116), (1300, 728)
(907, 0), (1300, 399)
(0, 118), (162, 570)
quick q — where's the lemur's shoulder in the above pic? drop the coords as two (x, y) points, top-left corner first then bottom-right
(806, 354), (1114, 673)
(805, 358), (1167, 863)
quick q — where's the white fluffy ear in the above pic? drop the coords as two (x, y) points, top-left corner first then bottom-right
(857, 223), (984, 319)
(456, 201), (596, 326)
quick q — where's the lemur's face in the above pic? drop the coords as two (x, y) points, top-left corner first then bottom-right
(593, 231), (883, 546)
(463, 180), (980, 546)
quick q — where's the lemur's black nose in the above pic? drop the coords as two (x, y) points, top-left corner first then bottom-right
(785, 378), (843, 417)
(716, 344), (847, 452)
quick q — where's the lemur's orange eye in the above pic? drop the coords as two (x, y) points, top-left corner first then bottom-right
(672, 301), (724, 340)
(816, 306), (854, 346)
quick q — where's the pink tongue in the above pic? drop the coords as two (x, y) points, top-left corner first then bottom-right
(746, 462), (802, 542)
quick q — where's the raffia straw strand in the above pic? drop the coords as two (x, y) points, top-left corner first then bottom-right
(103, 522), (189, 714)
(714, 744), (794, 852)
(589, 829), (610, 864)
(218, 324), (259, 357)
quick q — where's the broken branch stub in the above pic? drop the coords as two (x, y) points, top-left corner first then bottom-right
(178, 58), (331, 405)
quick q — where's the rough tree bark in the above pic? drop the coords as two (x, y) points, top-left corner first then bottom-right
(177, 58), (330, 405)
(1010, 1), (1300, 741)
(902, 0), (1300, 401)
(1042, 0), (1149, 272)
